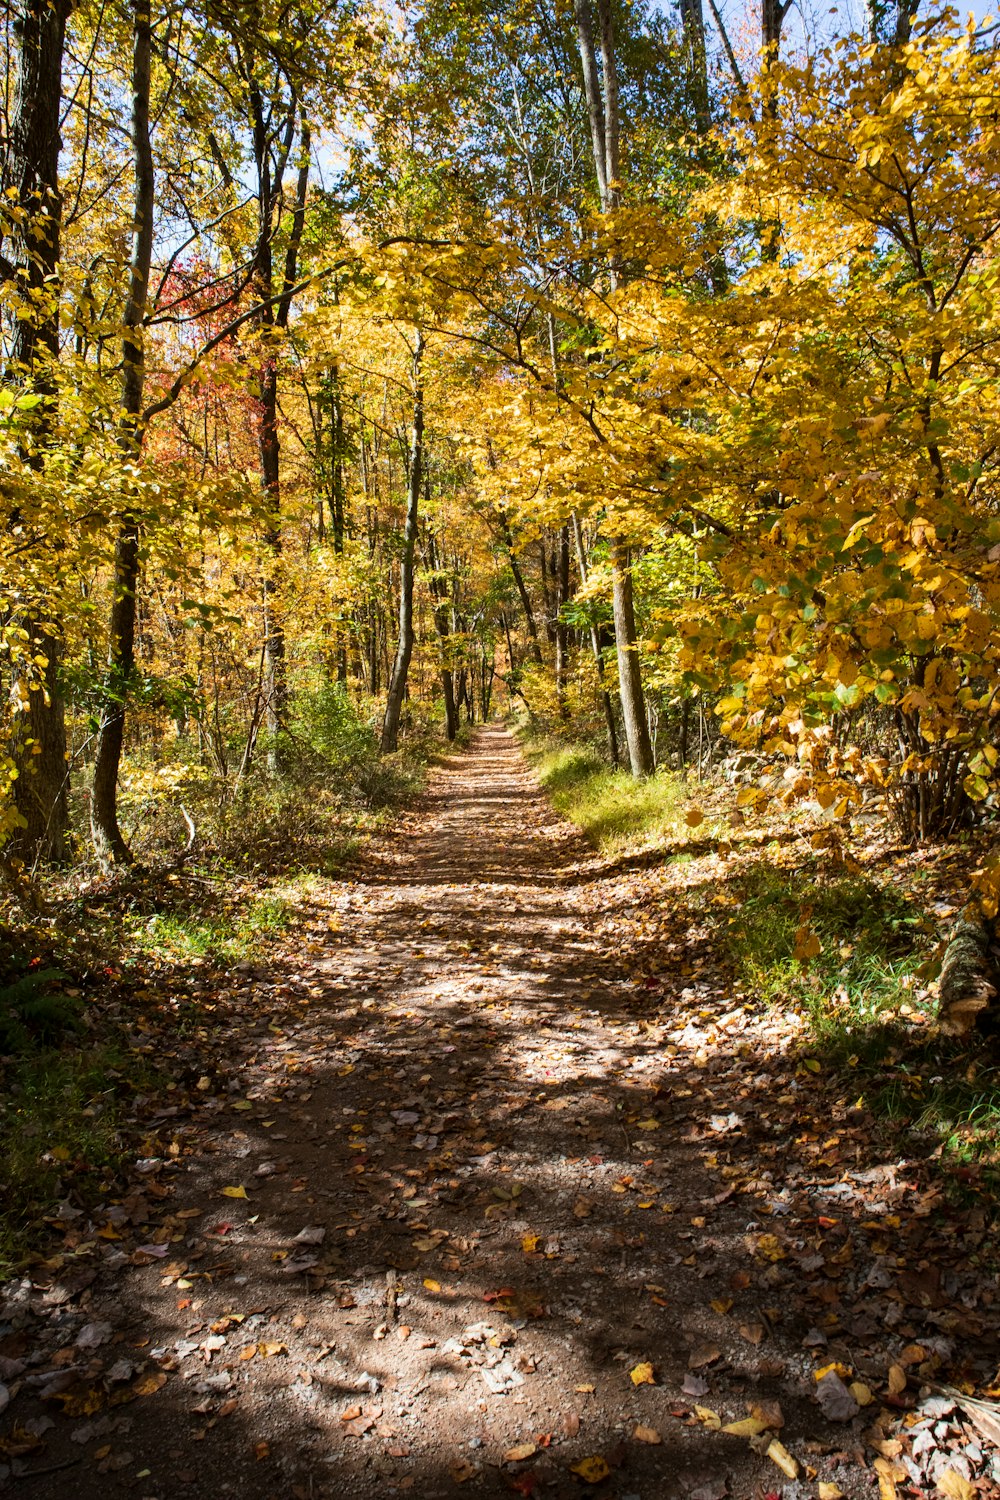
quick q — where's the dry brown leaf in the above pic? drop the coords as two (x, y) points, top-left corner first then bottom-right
(633, 1424), (662, 1445)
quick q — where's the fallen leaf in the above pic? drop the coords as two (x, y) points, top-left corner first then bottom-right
(253, 1441), (270, 1461)
(887, 1364), (907, 1396)
(132, 1373), (167, 1398)
(423, 1279), (441, 1293)
(738, 1322), (765, 1345)
(633, 1424), (661, 1445)
(722, 1416), (767, 1438)
(629, 1361), (656, 1386)
(221, 1186), (248, 1200)
(936, 1470), (975, 1500)
(688, 1342), (721, 1369)
(570, 1456), (611, 1483)
(766, 1439), (799, 1479)
(815, 1371), (860, 1423)
(503, 1443), (537, 1463)
(694, 1406), (721, 1429)
(750, 1399), (784, 1431)
(258, 1342), (286, 1358)
(818, 1486), (844, 1500)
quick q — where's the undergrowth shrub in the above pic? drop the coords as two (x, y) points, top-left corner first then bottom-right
(0, 967), (79, 1053)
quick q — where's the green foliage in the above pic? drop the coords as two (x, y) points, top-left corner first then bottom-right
(0, 967), (80, 1053)
(0, 1043), (133, 1274)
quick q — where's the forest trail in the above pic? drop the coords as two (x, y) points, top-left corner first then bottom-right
(1, 729), (991, 1499)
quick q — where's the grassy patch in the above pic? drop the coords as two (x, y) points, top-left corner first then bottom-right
(525, 739), (695, 851)
(720, 860), (1000, 1186)
(0, 1044), (135, 1273)
(723, 862), (929, 1042)
(132, 891), (291, 963)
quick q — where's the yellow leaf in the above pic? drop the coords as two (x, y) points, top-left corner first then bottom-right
(570, 1456), (611, 1483)
(710, 1297), (733, 1315)
(423, 1278), (441, 1292)
(722, 1416), (767, 1438)
(814, 1362), (852, 1382)
(766, 1439), (799, 1478)
(850, 1381), (874, 1406)
(629, 1361), (656, 1386)
(503, 1443), (537, 1463)
(937, 1468), (976, 1500)
(258, 1342), (286, 1357)
(694, 1406), (721, 1428)
(632, 1424), (662, 1444)
(887, 1363), (907, 1395)
(221, 1185), (247, 1199)
(818, 1485), (844, 1500)
(520, 1234), (540, 1253)
(132, 1373), (167, 1398)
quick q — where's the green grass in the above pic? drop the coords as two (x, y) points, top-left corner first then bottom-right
(0, 1042), (145, 1274)
(133, 891), (291, 963)
(525, 739), (696, 851)
(720, 861), (1000, 1188)
(724, 862), (930, 1046)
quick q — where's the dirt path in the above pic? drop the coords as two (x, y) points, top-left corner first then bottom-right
(1, 728), (994, 1499)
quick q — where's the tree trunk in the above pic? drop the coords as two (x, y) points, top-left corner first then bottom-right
(90, 0), (154, 863)
(611, 539), (654, 776)
(571, 512), (619, 767)
(5, 0), (72, 865)
(498, 513), (543, 665)
(576, 1), (652, 778)
(427, 535), (458, 740)
(555, 523), (570, 716)
(381, 332), (425, 754)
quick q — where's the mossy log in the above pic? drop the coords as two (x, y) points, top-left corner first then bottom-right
(938, 918), (997, 1036)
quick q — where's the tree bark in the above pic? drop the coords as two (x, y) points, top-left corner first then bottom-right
(611, 540), (654, 776)
(381, 332), (424, 754)
(427, 533), (458, 740)
(571, 512), (619, 767)
(498, 513), (543, 665)
(555, 523), (570, 716)
(90, 0), (155, 864)
(5, 0), (72, 865)
(575, 0), (652, 778)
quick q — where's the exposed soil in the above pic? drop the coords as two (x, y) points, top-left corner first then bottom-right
(1, 727), (997, 1500)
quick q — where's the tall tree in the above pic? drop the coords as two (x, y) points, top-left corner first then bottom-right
(90, 0), (156, 863)
(3, 0), (73, 864)
(381, 330), (425, 753)
(574, 0), (655, 776)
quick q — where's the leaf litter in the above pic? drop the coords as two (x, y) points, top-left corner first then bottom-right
(1, 727), (998, 1498)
